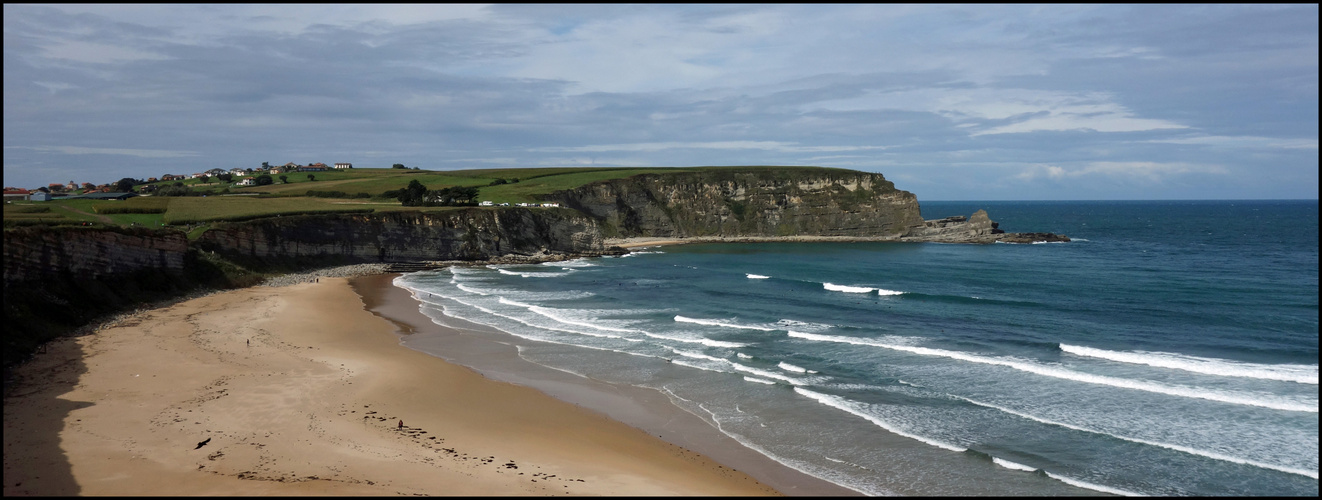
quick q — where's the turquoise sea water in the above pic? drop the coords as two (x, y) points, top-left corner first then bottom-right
(395, 200), (1318, 496)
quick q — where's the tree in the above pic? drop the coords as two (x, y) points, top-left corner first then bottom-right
(261, 162), (270, 169)
(397, 179), (428, 206)
(217, 173), (233, 183)
(307, 174), (316, 181)
(256, 174), (274, 186)
(199, 175), (210, 184)
(115, 177), (137, 192)
(279, 175), (289, 184)
(392, 163), (407, 169)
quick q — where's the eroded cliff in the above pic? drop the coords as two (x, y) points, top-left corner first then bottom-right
(193, 208), (609, 264)
(546, 168), (926, 239)
(4, 225), (188, 283)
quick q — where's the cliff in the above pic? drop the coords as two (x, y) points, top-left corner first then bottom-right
(4, 225), (188, 283)
(193, 208), (611, 265)
(545, 168), (1066, 243)
(546, 168), (925, 239)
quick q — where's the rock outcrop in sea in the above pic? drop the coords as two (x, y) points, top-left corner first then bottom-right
(546, 168), (1067, 244)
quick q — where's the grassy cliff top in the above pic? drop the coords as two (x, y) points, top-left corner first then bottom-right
(5, 165), (872, 230)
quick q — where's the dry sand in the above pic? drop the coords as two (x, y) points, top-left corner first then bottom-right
(3, 277), (782, 495)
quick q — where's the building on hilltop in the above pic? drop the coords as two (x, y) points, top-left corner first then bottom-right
(334, 162), (352, 169)
(3, 188), (31, 202)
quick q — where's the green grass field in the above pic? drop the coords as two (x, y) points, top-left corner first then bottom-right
(6, 166), (837, 229)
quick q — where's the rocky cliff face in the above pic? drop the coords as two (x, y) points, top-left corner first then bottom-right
(3, 226), (188, 283)
(546, 168), (926, 239)
(193, 208), (608, 263)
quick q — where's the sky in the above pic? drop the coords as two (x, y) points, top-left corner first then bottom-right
(3, 4), (1317, 200)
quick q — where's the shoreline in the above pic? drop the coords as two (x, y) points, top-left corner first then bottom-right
(358, 272), (859, 496)
(606, 235), (906, 249)
(3, 273), (787, 495)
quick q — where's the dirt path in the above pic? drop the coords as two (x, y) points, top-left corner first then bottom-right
(56, 204), (114, 224)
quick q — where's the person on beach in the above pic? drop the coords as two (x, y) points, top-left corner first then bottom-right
(398, 419), (404, 429)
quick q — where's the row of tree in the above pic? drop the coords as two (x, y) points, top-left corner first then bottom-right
(383, 180), (479, 206)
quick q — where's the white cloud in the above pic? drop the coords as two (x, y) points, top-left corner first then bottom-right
(12, 146), (200, 158)
(1145, 135), (1318, 150)
(526, 141), (888, 154)
(1016, 161), (1228, 183)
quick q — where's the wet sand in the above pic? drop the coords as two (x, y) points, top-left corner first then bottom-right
(2, 277), (793, 495)
(358, 272), (859, 496)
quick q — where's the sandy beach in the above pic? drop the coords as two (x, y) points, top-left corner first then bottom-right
(3, 276), (784, 495)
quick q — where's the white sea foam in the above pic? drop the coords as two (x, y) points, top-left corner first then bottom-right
(674, 315), (777, 331)
(495, 268), (572, 278)
(545, 258), (597, 268)
(736, 352), (753, 359)
(670, 358), (728, 374)
(788, 331), (1318, 413)
(523, 303), (645, 335)
(643, 332), (747, 348)
(876, 288), (905, 296)
(778, 362), (809, 373)
(794, 388), (967, 452)
(777, 319), (833, 332)
(453, 296), (625, 340)
(823, 283), (875, 293)
(744, 376), (776, 385)
(1043, 472), (1144, 496)
(959, 396), (1320, 479)
(992, 457), (1037, 472)
(618, 250), (662, 257)
(672, 349), (728, 363)
(747, 274), (771, 279)
(1061, 344), (1319, 385)
(454, 283), (489, 296)
(732, 362), (805, 385)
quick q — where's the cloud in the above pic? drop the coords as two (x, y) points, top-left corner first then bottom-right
(1, 4), (1315, 199)
(527, 141), (888, 154)
(1145, 135), (1318, 150)
(10, 146), (200, 158)
(1015, 161), (1229, 183)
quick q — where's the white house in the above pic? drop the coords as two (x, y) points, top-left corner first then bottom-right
(334, 162), (353, 169)
(237, 177), (256, 186)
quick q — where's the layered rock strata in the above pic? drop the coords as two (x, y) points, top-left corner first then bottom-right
(546, 168), (925, 239)
(193, 208), (613, 263)
(3, 226), (188, 283)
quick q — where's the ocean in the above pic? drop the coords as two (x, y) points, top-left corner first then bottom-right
(392, 200), (1318, 496)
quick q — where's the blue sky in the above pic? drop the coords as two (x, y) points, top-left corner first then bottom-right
(3, 4), (1317, 200)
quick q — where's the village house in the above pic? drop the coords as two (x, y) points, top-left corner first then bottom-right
(334, 162), (352, 169)
(3, 188), (31, 202)
(237, 177), (256, 186)
(30, 191), (51, 201)
(299, 163), (328, 172)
